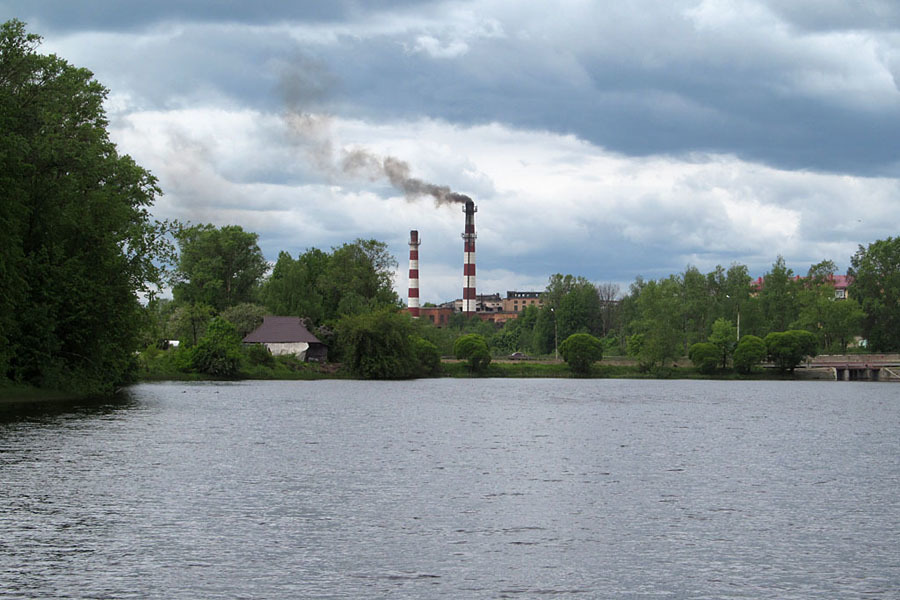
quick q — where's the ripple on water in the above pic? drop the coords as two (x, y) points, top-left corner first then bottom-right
(1, 379), (898, 599)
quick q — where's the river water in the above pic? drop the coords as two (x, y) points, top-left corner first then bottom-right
(1, 379), (897, 598)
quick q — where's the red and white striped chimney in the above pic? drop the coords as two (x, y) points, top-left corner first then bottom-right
(408, 230), (420, 318)
(461, 200), (477, 315)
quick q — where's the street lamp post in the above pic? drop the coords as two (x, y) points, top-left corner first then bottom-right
(726, 295), (741, 341)
(551, 307), (558, 361)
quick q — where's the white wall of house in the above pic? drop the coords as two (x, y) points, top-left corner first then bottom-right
(264, 342), (310, 358)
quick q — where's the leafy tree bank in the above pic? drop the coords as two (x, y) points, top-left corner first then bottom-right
(850, 237), (900, 352)
(1, 20), (173, 395)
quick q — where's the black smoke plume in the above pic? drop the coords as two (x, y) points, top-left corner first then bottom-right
(279, 57), (469, 206)
(341, 148), (470, 206)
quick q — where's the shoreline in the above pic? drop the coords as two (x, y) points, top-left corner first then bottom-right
(0, 384), (84, 407)
(0, 360), (872, 411)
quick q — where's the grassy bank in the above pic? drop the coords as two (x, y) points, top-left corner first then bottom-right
(443, 359), (827, 380)
(137, 349), (348, 382)
(138, 354), (830, 382)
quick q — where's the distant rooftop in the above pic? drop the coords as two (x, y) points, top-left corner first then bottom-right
(243, 316), (321, 344)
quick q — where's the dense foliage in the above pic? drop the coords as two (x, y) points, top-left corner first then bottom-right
(558, 333), (603, 375)
(190, 318), (243, 377)
(173, 224), (267, 312)
(453, 334), (492, 373)
(0, 20), (173, 394)
(260, 240), (400, 325)
(688, 342), (719, 374)
(733, 335), (767, 374)
(764, 330), (818, 373)
(335, 309), (422, 379)
(708, 318), (737, 369)
(849, 237), (900, 352)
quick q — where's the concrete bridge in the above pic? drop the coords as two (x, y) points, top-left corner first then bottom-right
(805, 354), (900, 381)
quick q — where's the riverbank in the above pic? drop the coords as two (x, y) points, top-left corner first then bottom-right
(0, 358), (846, 411)
(140, 352), (844, 382)
(0, 383), (82, 406)
(443, 360), (832, 380)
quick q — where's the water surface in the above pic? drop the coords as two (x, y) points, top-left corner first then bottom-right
(1, 379), (897, 598)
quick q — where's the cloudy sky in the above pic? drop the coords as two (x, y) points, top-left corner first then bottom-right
(4, 1), (899, 303)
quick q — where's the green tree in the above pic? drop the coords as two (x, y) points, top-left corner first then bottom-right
(626, 276), (684, 369)
(541, 274), (603, 342)
(708, 317), (737, 369)
(173, 224), (268, 312)
(453, 333), (492, 373)
(765, 330), (818, 373)
(493, 304), (539, 354)
(220, 302), (267, 339)
(596, 282), (622, 338)
(413, 337), (442, 377)
(821, 298), (865, 352)
(791, 259), (839, 348)
(682, 266), (711, 351)
(723, 263), (763, 337)
(759, 256), (799, 332)
(259, 249), (328, 323)
(190, 317), (243, 377)
(0, 20), (174, 394)
(849, 237), (900, 351)
(321, 239), (400, 320)
(558, 333), (603, 375)
(532, 306), (557, 355)
(169, 303), (214, 347)
(688, 342), (719, 374)
(335, 309), (419, 379)
(733, 335), (767, 374)
(263, 240), (400, 325)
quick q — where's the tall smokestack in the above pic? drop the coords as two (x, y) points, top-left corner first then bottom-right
(408, 230), (420, 318)
(462, 199), (477, 315)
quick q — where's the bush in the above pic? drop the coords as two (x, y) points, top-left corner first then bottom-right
(688, 342), (719, 374)
(335, 309), (419, 379)
(558, 333), (603, 375)
(733, 335), (767, 374)
(190, 318), (243, 377)
(453, 334), (492, 373)
(413, 337), (441, 377)
(244, 343), (275, 367)
(765, 329), (818, 373)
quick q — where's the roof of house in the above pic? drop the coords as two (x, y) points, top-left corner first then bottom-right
(832, 275), (851, 289)
(243, 316), (322, 344)
(751, 273), (853, 291)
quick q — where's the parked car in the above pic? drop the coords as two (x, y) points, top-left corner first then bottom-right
(508, 352), (529, 360)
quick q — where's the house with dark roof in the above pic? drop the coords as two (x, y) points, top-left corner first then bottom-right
(242, 316), (327, 362)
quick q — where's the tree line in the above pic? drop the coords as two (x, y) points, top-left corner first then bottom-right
(475, 244), (898, 374)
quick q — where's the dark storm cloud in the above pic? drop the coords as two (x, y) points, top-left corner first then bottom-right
(0, 0), (435, 31)
(325, 32), (900, 177)
(762, 0), (900, 32)
(9, 1), (897, 176)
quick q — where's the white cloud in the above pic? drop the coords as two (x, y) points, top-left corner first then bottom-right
(108, 105), (897, 302)
(407, 35), (470, 58)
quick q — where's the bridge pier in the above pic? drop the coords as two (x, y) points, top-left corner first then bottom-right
(835, 366), (881, 381)
(813, 355), (900, 382)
